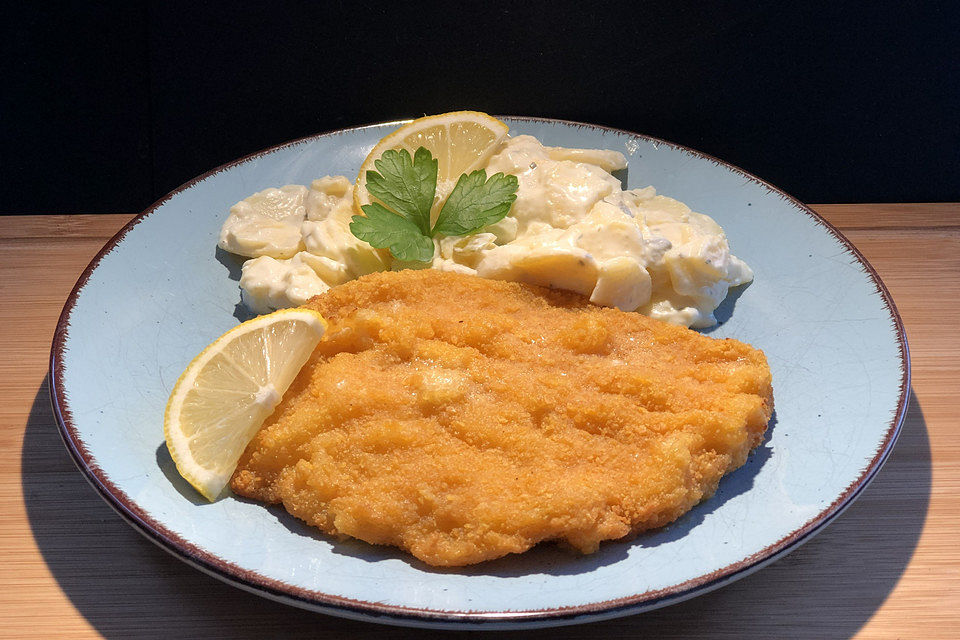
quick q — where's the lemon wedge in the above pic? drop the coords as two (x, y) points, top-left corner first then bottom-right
(164, 308), (327, 500)
(354, 111), (509, 220)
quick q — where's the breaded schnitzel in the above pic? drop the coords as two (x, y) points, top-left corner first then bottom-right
(231, 270), (773, 566)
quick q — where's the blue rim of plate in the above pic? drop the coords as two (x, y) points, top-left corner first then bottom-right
(48, 116), (910, 629)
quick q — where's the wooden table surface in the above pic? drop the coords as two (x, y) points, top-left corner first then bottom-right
(1, 205), (957, 639)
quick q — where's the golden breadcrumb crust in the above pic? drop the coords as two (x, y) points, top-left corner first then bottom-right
(231, 270), (773, 566)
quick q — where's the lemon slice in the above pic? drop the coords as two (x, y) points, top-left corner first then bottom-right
(354, 111), (510, 220)
(164, 308), (327, 500)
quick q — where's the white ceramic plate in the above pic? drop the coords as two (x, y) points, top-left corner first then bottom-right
(50, 118), (909, 629)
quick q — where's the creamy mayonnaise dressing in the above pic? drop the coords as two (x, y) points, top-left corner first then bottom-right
(219, 135), (752, 327)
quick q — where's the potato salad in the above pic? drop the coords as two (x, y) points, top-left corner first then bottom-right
(219, 135), (752, 328)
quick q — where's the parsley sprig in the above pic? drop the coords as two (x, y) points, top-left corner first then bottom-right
(350, 147), (518, 262)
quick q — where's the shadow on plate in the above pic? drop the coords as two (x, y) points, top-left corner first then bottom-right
(260, 412), (776, 578)
(611, 166), (629, 186)
(214, 246), (256, 322)
(215, 246), (244, 283)
(259, 499), (630, 577)
(700, 281), (750, 334)
(155, 443), (212, 506)
(25, 375), (929, 639)
(637, 409), (776, 548)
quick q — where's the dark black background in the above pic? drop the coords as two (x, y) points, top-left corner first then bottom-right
(2, 1), (958, 214)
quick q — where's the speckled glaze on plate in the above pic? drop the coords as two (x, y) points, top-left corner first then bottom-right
(50, 117), (909, 629)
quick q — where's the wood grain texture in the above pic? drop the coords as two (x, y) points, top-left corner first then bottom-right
(1, 204), (957, 639)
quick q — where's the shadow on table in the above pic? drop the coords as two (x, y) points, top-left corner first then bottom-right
(23, 377), (929, 639)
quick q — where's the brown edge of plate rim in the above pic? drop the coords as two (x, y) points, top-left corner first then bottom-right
(48, 116), (911, 630)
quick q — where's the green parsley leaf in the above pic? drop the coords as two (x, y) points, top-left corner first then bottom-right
(432, 170), (519, 237)
(349, 146), (519, 263)
(350, 203), (435, 263)
(364, 147), (436, 236)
